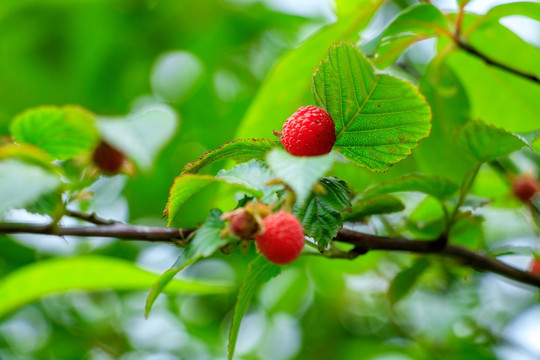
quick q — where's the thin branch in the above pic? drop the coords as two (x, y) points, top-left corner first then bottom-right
(455, 39), (540, 84)
(0, 222), (194, 246)
(66, 209), (119, 225)
(1, 222), (539, 288)
(337, 229), (540, 288)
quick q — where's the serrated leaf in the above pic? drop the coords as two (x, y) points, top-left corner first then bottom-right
(146, 209), (227, 317)
(344, 194), (405, 221)
(293, 177), (351, 250)
(165, 174), (261, 227)
(216, 160), (283, 203)
(265, 148), (334, 206)
(0, 160), (61, 215)
(0, 255), (232, 318)
(182, 138), (277, 175)
(457, 120), (526, 163)
(98, 105), (178, 170)
(228, 255), (280, 360)
(364, 174), (459, 201)
(388, 258), (430, 304)
(10, 105), (99, 160)
(374, 4), (450, 68)
(312, 42), (431, 172)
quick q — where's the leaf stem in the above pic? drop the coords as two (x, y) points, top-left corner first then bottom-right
(446, 163), (481, 234)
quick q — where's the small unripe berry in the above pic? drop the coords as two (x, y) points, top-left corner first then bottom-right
(255, 211), (304, 265)
(280, 106), (336, 157)
(92, 141), (126, 175)
(512, 175), (539, 202)
(229, 211), (257, 239)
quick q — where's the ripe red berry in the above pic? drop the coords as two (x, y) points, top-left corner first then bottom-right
(92, 141), (126, 175)
(512, 175), (539, 202)
(255, 211), (304, 265)
(529, 259), (540, 276)
(280, 106), (336, 156)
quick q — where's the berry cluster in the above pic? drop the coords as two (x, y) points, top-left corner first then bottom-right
(221, 106), (336, 264)
(222, 204), (304, 265)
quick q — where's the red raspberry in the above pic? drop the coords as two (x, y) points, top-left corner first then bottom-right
(512, 175), (539, 202)
(255, 211), (304, 265)
(281, 106), (336, 156)
(529, 259), (540, 276)
(93, 141), (126, 175)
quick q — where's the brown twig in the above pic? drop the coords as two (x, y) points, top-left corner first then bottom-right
(455, 39), (540, 84)
(1, 220), (539, 288)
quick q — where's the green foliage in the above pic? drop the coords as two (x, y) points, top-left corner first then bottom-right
(457, 120), (527, 163)
(146, 209), (228, 316)
(228, 254), (280, 360)
(388, 258), (430, 304)
(181, 138), (277, 175)
(165, 174), (260, 226)
(235, 0), (385, 140)
(10, 106), (98, 160)
(293, 177), (351, 250)
(265, 148), (334, 206)
(364, 174), (459, 201)
(216, 160), (283, 203)
(2, 0), (540, 358)
(312, 42), (432, 172)
(374, 4), (450, 68)
(345, 194), (405, 221)
(0, 160), (61, 215)
(0, 255), (232, 318)
(98, 106), (178, 170)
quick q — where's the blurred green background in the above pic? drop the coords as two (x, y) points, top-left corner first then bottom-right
(1, 0), (540, 359)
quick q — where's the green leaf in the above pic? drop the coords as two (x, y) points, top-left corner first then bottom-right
(216, 160), (283, 203)
(10, 105), (99, 160)
(388, 258), (430, 304)
(265, 148), (334, 206)
(145, 209), (227, 317)
(234, 0), (385, 140)
(465, 17), (540, 81)
(181, 138), (277, 175)
(444, 47), (540, 133)
(449, 214), (484, 250)
(0, 255), (232, 318)
(293, 177), (351, 250)
(414, 59), (476, 182)
(465, 2), (540, 37)
(344, 194), (405, 221)
(312, 42), (432, 172)
(165, 174), (261, 227)
(98, 105), (178, 170)
(228, 255), (280, 360)
(364, 174), (459, 201)
(0, 160), (61, 215)
(457, 120), (526, 163)
(374, 4), (450, 68)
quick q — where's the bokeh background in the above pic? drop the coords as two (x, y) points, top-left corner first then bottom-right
(1, 0), (540, 359)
